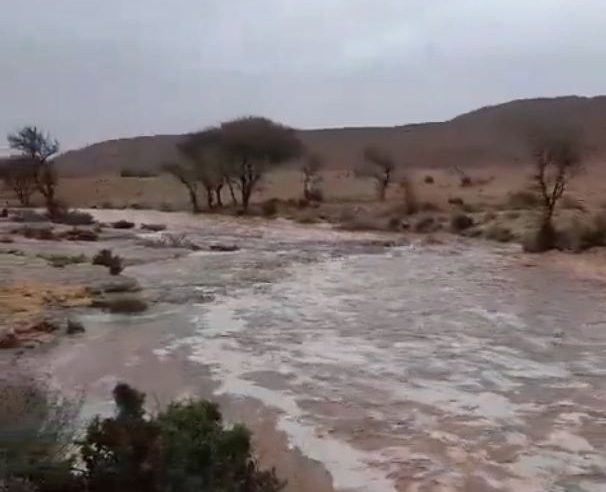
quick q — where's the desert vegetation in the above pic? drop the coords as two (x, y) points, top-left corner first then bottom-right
(357, 146), (395, 201)
(0, 375), (284, 492)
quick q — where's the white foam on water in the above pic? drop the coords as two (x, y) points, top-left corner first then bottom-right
(159, 292), (400, 492)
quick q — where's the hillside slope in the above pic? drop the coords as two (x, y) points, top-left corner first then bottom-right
(56, 96), (606, 176)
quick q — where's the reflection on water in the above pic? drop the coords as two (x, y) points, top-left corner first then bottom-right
(45, 212), (606, 491)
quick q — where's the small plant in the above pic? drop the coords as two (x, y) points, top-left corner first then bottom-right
(139, 232), (200, 250)
(419, 202), (441, 212)
(39, 253), (87, 268)
(448, 197), (464, 207)
(507, 190), (541, 209)
(105, 296), (148, 313)
(450, 213), (474, 232)
(14, 226), (56, 240)
(413, 215), (440, 233)
(53, 210), (95, 226)
(460, 175), (472, 187)
(485, 225), (514, 243)
(424, 175), (434, 184)
(261, 198), (280, 217)
(522, 222), (557, 253)
(60, 227), (99, 241)
(120, 168), (157, 178)
(92, 249), (124, 275)
(111, 220), (135, 229)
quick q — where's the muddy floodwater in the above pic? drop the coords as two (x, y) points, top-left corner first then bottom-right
(36, 211), (606, 492)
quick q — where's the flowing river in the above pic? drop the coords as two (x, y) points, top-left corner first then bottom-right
(38, 211), (606, 492)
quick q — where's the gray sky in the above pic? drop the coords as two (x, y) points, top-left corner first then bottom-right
(1, 0), (605, 150)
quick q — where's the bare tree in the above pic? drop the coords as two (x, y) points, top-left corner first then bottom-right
(0, 157), (38, 206)
(301, 153), (324, 200)
(530, 130), (582, 226)
(162, 162), (201, 213)
(7, 126), (60, 216)
(358, 146), (395, 201)
(219, 117), (303, 212)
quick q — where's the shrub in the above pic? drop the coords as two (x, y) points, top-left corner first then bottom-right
(80, 383), (284, 492)
(294, 210), (320, 224)
(139, 233), (200, 250)
(111, 220), (135, 229)
(53, 210), (95, 226)
(39, 254), (87, 268)
(339, 214), (385, 231)
(504, 210), (521, 220)
(460, 175), (472, 187)
(261, 198), (280, 217)
(448, 197), (464, 207)
(0, 236), (14, 243)
(306, 188), (324, 202)
(60, 228), (99, 241)
(484, 225), (514, 243)
(159, 202), (174, 212)
(507, 190), (541, 210)
(14, 226), (56, 241)
(140, 223), (167, 232)
(120, 168), (157, 178)
(92, 249), (124, 275)
(0, 370), (81, 484)
(104, 295), (148, 313)
(424, 175), (434, 184)
(10, 210), (49, 223)
(556, 214), (606, 252)
(419, 201), (441, 212)
(388, 216), (403, 231)
(450, 213), (474, 232)
(413, 215), (440, 233)
(522, 222), (557, 253)
(483, 211), (498, 222)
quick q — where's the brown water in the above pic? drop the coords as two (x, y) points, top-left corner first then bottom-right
(40, 211), (606, 492)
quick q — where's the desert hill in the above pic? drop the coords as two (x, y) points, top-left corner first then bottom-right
(55, 95), (606, 176)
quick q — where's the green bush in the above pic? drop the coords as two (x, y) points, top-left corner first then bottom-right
(80, 383), (284, 492)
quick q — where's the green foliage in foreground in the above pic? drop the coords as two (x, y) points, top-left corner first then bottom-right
(2, 383), (284, 492)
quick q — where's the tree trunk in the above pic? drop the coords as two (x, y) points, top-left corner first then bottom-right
(215, 185), (223, 207)
(227, 180), (238, 205)
(188, 187), (200, 213)
(241, 185), (252, 212)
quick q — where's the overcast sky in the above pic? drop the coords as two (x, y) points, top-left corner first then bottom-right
(1, 0), (605, 150)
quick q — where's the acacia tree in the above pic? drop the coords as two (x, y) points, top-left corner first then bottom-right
(527, 129), (583, 250)
(358, 146), (395, 201)
(7, 126), (60, 215)
(219, 117), (303, 212)
(301, 153), (324, 200)
(178, 129), (228, 210)
(0, 156), (39, 206)
(162, 161), (201, 213)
